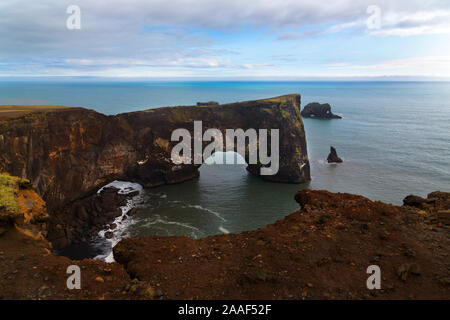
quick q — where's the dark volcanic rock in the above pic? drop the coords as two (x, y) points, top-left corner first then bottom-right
(0, 94), (310, 212)
(403, 195), (427, 208)
(301, 102), (342, 119)
(127, 208), (137, 216)
(327, 146), (343, 163)
(104, 231), (114, 239)
(47, 187), (132, 249)
(402, 191), (450, 226)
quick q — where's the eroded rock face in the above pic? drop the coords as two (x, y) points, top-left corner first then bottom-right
(46, 186), (135, 249)
(301, 102), (342, 119)
(403, 191), (450, 225)
(0, 94), (310, 212)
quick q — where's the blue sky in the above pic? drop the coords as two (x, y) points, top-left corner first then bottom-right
(1, 0), (450, 79)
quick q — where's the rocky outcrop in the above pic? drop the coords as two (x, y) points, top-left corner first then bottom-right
(301, 102), (342, 119)
(0, 173), (48, 241)
(113, 189), (450, 299)
(47, 186), (137, 249)
(327, 146), (343, 163)
(403, 191), (450, 226)
(0, 95), (310, 212)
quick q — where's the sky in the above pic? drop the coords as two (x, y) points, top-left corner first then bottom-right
(1, 0), (450, 79)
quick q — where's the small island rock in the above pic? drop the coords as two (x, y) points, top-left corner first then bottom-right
(301, 102), (342, 119)
(327, 146), (343, 163)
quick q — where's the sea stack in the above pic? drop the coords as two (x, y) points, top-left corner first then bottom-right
(301, 102), (342, 119)
(327, 146), (343, 163)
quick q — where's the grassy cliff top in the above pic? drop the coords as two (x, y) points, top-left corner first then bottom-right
(0, 173), (30, 215)
(0, 105), (70, 120)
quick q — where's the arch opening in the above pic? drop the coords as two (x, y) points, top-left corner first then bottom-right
(203, 151), (248, 166)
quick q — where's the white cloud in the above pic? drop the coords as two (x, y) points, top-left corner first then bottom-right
(1, 0), (450, 77)
(326, 56), (450, 77)
(370, 9), (450, 36)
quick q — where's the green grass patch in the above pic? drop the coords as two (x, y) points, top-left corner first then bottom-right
(0, 173), (29, 214)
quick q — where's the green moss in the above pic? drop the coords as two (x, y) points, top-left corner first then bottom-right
(168, 108), (197, 123)
(262, 107), (275, 115)
(24, 112), (46, 121)
(280, 107), (291, 119)
(0, 173), (29, 214)
(0, 112), (46, 131)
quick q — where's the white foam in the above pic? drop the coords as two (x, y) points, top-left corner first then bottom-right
(186, 204), (226, 221)
(219, 226), (230, 234)
(97, 180), (143, 195)
(317, 158), (345, 165)
(94, 181), (143, 263)
(143, 216), (200, 232)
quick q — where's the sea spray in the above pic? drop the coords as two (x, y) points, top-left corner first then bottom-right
(95, 181), (143, 263)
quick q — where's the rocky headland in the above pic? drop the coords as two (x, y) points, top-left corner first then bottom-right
(0, 95), (310, 251)
(0, 94), (310, 213)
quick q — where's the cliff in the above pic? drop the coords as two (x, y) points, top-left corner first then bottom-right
(0, 94), (310, 213)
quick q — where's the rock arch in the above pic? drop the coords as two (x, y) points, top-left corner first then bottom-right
(0, 94), (310, 211)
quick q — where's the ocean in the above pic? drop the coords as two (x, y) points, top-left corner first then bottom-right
(1, 80), (449, 260)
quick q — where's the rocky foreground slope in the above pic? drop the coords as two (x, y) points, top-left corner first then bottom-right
(0, 177), (448, 299)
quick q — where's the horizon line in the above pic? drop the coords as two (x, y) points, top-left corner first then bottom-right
(1, 75), (450, 82)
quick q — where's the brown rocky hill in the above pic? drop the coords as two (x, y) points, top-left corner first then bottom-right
(113, 189), (450, 299)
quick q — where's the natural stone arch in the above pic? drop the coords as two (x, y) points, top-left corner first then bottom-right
(123, 94), (310, 187)
(0, 94), (310, 211)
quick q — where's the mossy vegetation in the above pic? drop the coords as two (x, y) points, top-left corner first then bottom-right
(0, 111), (48, 130)
(0, 105), (68, 121)
(0, 173), (30, 215)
